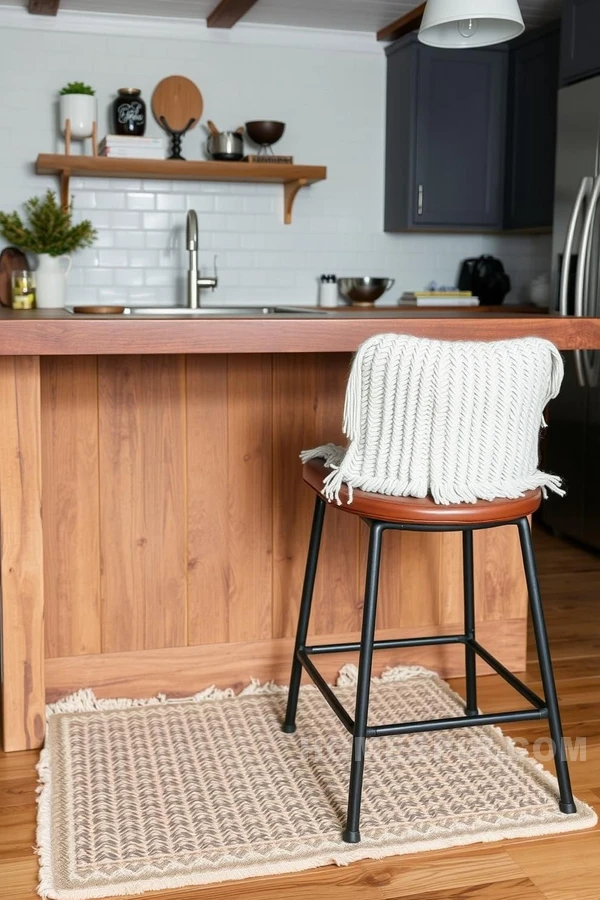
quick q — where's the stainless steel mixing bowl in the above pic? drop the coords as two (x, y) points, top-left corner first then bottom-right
(337, 277), (395, 306)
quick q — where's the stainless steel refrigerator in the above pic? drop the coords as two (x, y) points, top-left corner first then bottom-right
(542, 76), (600, 546)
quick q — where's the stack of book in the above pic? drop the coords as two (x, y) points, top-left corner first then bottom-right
(99, 135), (166, 159)
(400, 291), (479, 308)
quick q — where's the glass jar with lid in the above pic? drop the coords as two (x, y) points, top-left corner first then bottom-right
(113, 88), (146, 136)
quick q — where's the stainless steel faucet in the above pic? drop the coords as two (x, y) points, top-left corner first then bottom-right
(186, 210), (218, 308)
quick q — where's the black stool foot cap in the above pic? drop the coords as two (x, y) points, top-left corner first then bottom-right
(281, 723), (296, 734)
(342, 829), (361, 844)
(560, 801), (577, 815)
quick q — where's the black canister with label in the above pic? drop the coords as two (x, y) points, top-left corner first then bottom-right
(113, 88), (146, 136)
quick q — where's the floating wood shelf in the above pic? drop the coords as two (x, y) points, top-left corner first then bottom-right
(35, 155), (327, 224)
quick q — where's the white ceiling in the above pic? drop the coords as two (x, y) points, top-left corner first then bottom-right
(1, 0), (563, 32)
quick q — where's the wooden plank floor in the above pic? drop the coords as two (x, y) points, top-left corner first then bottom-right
(1, 526), (599, 900)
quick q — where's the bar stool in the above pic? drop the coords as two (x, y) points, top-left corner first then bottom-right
(282, 333), (576, 844)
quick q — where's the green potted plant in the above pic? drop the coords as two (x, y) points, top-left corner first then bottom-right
(0, 191), (96, 308)
(59, 81), (96, 143)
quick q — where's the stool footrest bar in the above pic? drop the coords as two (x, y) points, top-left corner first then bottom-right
(368, 707), (548, 738)
(304, 634), (465, 655)
(468, 639), (546, 709)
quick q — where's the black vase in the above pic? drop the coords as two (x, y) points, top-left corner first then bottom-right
(113, 88), (146, 136)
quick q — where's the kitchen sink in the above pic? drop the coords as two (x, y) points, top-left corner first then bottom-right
(66, 305), (330, 317)
(126, 306), (328, 317)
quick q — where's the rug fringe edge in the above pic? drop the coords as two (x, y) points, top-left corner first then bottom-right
(36, 807), (598, 900)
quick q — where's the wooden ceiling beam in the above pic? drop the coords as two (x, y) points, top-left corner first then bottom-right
(28, 0), (60, 14)
(207, 0), (259, 29)
(377, 2), (426, 41)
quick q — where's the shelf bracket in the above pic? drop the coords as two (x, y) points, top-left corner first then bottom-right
(59, 169), (71, 212)
(283, 178), (308, 225)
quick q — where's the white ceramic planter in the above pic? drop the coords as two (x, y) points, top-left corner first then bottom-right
(60, 94), (96, 139)
(36, 254), (72, 309)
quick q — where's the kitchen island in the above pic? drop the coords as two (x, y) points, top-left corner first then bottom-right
(2, 307), (599, 752)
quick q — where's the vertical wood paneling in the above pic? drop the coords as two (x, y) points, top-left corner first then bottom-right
(477, 524), (528, 621)
(226, 355), (273, 643)
(41, 357), (101, 659)
(372, 530), (442, 630)
(98, 356), (187, 653)
(0, 357), (45, 750)
(272, 353), (361, 640)
(186, 356), (230, 645)
(439, 532), (464, 625)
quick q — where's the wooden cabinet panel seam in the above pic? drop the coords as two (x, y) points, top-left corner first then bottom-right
(98, 356), (187, 653)
(187, 355), (231, 645)
(226, 354), (273, 643)
(41, 357), (102, 659)
(0, 356), (45, 750)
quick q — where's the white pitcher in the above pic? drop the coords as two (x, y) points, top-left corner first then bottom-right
(35, 254), (72, 309)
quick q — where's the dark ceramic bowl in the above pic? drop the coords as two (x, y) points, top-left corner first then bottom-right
(245, 120), (286, 146)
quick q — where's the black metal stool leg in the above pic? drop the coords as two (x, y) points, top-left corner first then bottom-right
(343, 521), (384, 844)
(463, 529), (478, 716)
(517, 517), (577, 814)
(282, 495), (326, 733)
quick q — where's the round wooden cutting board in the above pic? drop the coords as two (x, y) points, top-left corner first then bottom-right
(152, 76), (203, 132)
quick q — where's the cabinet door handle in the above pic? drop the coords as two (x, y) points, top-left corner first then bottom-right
(417, 184), (424, 216)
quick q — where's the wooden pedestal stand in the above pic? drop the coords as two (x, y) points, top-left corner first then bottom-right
(62, 118), (98, 209)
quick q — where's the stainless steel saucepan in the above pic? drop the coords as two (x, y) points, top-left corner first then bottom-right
(206, 120), (244, 161)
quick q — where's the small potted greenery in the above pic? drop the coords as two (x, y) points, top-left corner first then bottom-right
(0, 191), (96, 308)
(59, 81), (96, 141)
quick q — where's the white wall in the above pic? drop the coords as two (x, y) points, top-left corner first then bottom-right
(0, 8), (551, 307)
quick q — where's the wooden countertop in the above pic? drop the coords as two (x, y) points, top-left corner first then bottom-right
(0, 307), (598, 354)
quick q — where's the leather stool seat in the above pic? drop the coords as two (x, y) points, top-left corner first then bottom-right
(303, 458), (542, 526)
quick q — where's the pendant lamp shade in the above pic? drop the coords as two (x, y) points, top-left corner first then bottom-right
(418, 0), (524, 48)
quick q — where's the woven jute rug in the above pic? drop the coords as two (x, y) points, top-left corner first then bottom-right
(37, 665), (597, 899)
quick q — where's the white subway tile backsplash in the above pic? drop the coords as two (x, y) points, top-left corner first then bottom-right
(88, 211), (112, 229)
(75, 248), (101, 267)
(93, 230), (115, 248)
(98, 249), (129, 267)
(115, 269), (145, 287)
(242, 196), (275, 215)
(126, 193), (156, 211)
(97, 287), (127, 303)
(241, 233), (267, 250)
(211, 233), (242, 250)
(110, 211), (143, 230)
(145, 269), (175, 287)
(243, 269), (296, 288)
(67, 285), (97, 305)
(142, 180), (174, 193)
(83, 268), (114, 286)
(129, 250), (161, 268)
(185, 195), (215, 213)
(95, 192), (126, 210)
(144, 231), (172, 250)
(156, 193), (186, 211)
(142, 211), (172, 230)
(109, 179), (143, 192)
(127, 288), (164, 305)
(72, 192), (97, 209)
(115, 231), (146, 249)
(215, 196), (244, 214)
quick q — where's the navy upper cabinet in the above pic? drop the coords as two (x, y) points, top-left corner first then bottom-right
(561, 0), (600, 85)
(505, 24), (560, 230)
(384, 37), (508, 231)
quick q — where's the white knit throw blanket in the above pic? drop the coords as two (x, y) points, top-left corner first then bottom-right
(301, 333), (565, 506)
